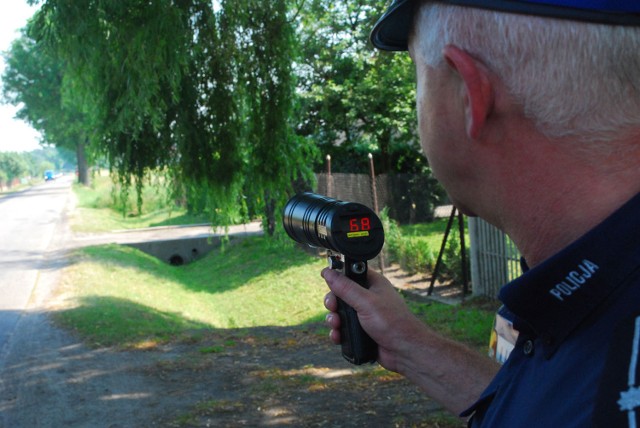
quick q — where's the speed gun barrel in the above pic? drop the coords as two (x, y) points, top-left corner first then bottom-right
(282, 192), (384, 261)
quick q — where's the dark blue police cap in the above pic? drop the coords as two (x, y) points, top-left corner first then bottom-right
(371, 0), (640, 51)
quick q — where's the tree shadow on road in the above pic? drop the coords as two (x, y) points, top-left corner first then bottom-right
(0, 302), (464, 427)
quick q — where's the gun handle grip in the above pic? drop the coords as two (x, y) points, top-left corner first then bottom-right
(337, 258), (378, 365)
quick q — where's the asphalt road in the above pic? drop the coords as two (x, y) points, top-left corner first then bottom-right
(0, 176), (73, 359)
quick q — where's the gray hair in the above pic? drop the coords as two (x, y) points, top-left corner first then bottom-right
(415, 3), (640, 144)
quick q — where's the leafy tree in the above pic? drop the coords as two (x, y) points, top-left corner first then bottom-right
(28, 0), (315, 232)
(27, 146), (76, 176)
(296, 0), (421, 174)
(1, 27), (91, 184)
(232, 0), (317, 234)
(0, 152), (29, 187)
(9, 0), (430, 230)
(0, 169), (7, 189)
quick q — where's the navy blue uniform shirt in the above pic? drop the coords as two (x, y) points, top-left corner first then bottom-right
(462, 192), (640, 427)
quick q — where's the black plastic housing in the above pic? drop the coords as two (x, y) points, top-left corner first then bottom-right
(283, 192), (384, 365)
(282, 192), (384, 261)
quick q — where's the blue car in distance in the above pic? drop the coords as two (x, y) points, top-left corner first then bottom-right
(44, 170), (55, 181)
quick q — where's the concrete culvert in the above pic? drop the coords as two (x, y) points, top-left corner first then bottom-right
(169, 254), (185, 266)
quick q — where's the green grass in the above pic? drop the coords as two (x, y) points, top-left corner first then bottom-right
(61, 180), (496, 351)
(399, 219), (454, 248)
(71, 205), (209, 233)
(54, 237), (328, 347)
(408, 297), (499, 352)
(54, 235), (496, 351)
(71, 172), (209, 232)
(57, 183), (496, 427)
(383, 215), (470, 279)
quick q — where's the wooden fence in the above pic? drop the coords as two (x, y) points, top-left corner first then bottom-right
(315, 172), (440, 223)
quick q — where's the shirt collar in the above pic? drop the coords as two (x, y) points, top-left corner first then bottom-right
(499, 192), (640, 358)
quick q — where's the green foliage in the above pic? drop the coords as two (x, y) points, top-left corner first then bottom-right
(71, 173), (210, 232)
(1, 26), (91, 179)
(108, 173), (177, 217)
(0, 152), (29, 185)
(28, 0), (316, 228)
(11, 1), (434, 231)
(401, 239), (438, 274)
(382, 172), (446, 223)
(229, 0), (318, 234)
(408, 298), (498, 352)
(382, 211), (470, 281)
(296, 0), (419, 174)
(29, 146), (76, 173)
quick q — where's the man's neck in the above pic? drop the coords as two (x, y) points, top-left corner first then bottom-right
(502, 148), (640, 268)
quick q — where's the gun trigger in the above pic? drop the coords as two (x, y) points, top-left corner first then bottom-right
(328, 256), (344, 271)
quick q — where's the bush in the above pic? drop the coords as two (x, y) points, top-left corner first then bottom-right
(441, 233), (471, 283)
(381, 209), (469, 281)
(76, 172), (176, 216)
(401, 238), (437, 273)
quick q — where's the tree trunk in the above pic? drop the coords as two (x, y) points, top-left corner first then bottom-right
(264, 190), (276, 236)
(379, 128), (392, 174)
(76, 139), (90, 185)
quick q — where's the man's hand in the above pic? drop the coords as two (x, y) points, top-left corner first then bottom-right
(321, 267), (499, 416)
(322, 267), (427, 374)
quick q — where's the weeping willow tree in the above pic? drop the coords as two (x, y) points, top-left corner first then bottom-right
(29, 0), (315, 233)
(232, 0), (315, 234)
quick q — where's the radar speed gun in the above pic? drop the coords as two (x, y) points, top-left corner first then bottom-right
(283, 192), (385, 365)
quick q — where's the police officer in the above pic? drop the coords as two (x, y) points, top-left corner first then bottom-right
(322, 1), (640, 425)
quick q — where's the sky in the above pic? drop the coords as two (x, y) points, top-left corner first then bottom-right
(0, 1), (42, 153)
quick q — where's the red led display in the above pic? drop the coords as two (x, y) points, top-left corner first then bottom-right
(349, 217), (371, 232)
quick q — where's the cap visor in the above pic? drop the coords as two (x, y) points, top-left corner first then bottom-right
(370, 0), (414, 51)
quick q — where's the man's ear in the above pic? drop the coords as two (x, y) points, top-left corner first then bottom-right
(443, 45), (494, 140)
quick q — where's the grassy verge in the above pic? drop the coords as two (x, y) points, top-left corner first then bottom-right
(56, 181), (497, 427)
(62, 178), (496, 351)
(54, 236), (495, 352)
(408, 297), (499, 351)
(71, 172), (209, 233)
(0, 178), (43, 196)
(54, 238), (328, 348)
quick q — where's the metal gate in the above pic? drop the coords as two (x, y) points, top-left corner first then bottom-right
(469, 218), (521, 298)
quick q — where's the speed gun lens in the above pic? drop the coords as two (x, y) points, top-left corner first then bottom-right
(282, 192), (384, 261)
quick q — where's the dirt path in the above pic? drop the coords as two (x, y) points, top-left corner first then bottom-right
(0, 313), (461, 427)
(0, 277), (461, 427)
